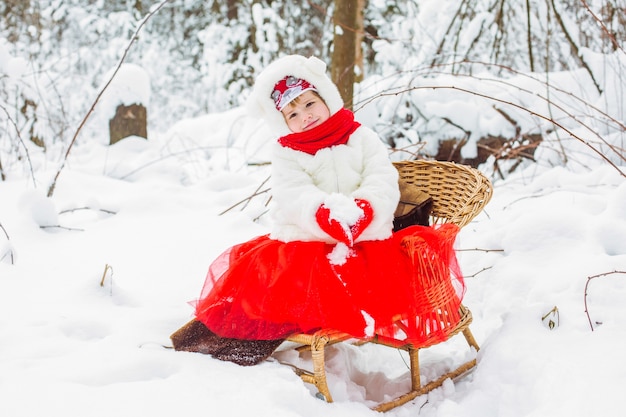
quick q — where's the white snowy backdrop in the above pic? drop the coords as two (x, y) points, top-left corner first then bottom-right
(1, 1), (626, 416)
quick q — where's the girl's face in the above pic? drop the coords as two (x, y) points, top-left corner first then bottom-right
(281, 91), (331, 133)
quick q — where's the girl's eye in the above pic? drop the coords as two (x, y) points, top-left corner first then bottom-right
(288, 112), (297, 119)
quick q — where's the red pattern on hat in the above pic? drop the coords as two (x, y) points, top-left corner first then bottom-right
(272, 76), (317, 111)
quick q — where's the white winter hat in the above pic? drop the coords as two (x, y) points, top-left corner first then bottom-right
(246, 55), (344, 136)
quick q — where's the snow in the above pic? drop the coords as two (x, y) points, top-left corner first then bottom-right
(2, 12), (626, 417)
(1, 100), (625, 416)
(99, 63), (151, 121)
(324, 192), (364, 225)
(328, 242), (353, 267)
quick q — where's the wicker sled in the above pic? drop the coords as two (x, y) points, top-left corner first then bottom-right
(280, 160), (493, 412)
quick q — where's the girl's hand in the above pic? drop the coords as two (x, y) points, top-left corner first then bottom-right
(350, 199), (373, 240)
(315, 204), (352, 246)
(315, 198), (373, 246)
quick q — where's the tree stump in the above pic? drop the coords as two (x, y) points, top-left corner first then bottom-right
(109, 103), (147, 145)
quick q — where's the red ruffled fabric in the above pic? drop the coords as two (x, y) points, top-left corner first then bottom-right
(193, 224), (464, 344)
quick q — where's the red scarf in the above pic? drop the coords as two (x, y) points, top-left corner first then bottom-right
(278, 108), (361, 155)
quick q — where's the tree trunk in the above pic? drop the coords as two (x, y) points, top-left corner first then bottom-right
(354, 0), (365, 82)
(109, 104), (147, 145)
(331, 0), (359, 110)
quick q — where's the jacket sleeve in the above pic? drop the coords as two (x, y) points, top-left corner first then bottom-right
(348, 127), (400, 242)
(270, 144), (336, 242)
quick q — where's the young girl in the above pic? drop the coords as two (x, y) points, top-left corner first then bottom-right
(171, 55), (464, 365)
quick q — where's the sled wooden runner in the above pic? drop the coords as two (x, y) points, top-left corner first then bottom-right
(279, 160), (493, 412)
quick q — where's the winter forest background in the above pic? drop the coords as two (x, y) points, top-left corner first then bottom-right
(2, 0), (625, 187)
(2, 1), (626, 416)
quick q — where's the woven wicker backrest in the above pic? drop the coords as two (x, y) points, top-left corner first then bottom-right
(393, 160), (493, 228)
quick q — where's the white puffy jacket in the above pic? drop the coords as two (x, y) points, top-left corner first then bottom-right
(246, 54), (400, 243)
(269, 125), (399, 243)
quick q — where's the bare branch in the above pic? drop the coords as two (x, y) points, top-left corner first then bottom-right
(39, 224), (84, 232)
(526, 0), (535, 71)
(456, 247), (504, 253)
(580, 0), (625, 55)
(100, 264), (114, 287)
(58, 207), (117, 215)
(219, 176), (271, 216)
(0, 103), (36, 186)
(0, 221), (14, 265)
(463, 266), (494, 278)
(549, 0), (602, 94)
(584, 270), (626, 331)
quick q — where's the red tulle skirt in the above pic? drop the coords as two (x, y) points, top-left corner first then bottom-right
(193, 224), (464, 344)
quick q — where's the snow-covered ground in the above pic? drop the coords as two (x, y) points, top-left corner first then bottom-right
(1, 97), (625, 416)
(1, 10), (626, 410)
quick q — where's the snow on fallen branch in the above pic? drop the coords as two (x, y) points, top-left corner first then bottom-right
(358, 84), (625, 178)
